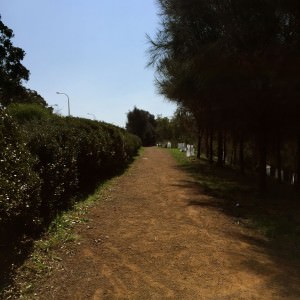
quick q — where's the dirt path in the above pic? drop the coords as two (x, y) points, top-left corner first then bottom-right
(34, 147), (300, 299)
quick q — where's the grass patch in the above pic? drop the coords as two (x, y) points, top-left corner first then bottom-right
(169, 148), (300, 260)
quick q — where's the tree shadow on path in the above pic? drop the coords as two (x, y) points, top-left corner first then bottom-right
(172, 159), (300, 298)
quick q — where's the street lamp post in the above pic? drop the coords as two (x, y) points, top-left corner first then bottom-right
(56, 92), (70, 116)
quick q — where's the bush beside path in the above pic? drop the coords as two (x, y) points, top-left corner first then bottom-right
(10, 147), (300, 299)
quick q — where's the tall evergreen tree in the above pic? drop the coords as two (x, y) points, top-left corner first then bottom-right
(148, 0), (300, 192)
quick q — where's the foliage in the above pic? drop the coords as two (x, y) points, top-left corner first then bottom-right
(7, 103), (52, 122)
(24, 117), (79, 221)
(155, 107), (197, 145)
(155, 115), (173, 143)
(21, 116), (141, 222)
(0, 108), (141, 235)
(11, 88), (48, 107)
(0, 16), (47, 107)
(171, 106), (197, 143)
(0, 16), (29, 106)
(0, 108), (41, 238)
(148, 0), (300, 191)
(126, 107), (156, 146)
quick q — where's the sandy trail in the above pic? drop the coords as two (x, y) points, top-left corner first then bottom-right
(35, 147), (300, 299)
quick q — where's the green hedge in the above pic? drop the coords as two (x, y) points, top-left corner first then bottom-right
(25, 118), (80, 222)
(0, 109), (41, 238)
(0, 106), (141, 237)
(6, 103), (52, 122)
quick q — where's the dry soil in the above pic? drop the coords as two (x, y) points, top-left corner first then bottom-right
(33, 147), (300, 299)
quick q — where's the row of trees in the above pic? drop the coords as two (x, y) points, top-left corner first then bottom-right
(148, 0), (300, 191)
(125, 106), (196, 147)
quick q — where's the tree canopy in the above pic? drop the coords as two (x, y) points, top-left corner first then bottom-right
(148, 0), (300, 191)
(126, 107), (156, 146)
(0, 16), (47, 107)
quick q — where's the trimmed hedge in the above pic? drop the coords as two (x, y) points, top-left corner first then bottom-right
(0, 107), (141, 238)
(0, 109), (41, 238)
(6, 103), (52, 122)
(25, 116), (141, 222)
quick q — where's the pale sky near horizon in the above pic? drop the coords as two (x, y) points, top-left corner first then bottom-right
(1, 0), (177, 127)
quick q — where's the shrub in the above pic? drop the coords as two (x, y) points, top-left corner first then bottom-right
(22, 116), (141, 222)
(6, 103), (52, 122)
(0, 109), (142, 231)
(123, 130), (142, 159)
(0, 109), (41, 238)
(24, 117), (79, 222)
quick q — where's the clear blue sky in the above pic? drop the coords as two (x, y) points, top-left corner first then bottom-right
(1, 0), (176, 127)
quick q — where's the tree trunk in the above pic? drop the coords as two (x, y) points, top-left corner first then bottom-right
(209, 128), (214, 164)
(239, 134), (245, 174)
(276, 132), (282, 183)
(231, 138), (237, 166)
(217, 130), (223, 167)
(258, 132), (267, 194)
(197, 129), (202, 159)
(270, 165), (275, 177)
(206, 129), (210, 159)
(296, 133), (300, 185)
(223, 132), (227, 165)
